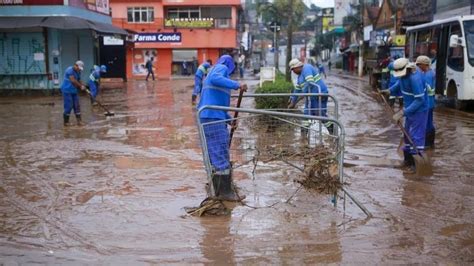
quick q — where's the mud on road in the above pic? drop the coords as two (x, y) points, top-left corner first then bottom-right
(0, 76), (473, 264)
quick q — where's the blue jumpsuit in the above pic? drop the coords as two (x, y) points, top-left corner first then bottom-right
(290, 64), (329, 123)
(423, 69), (436, 137)
(387, 63), (403, 101)
(198, 55), (240, 172)
(192, 62), (211, 97)
(390, 68), (428, 154)
(318, 65), (326, 78)
(88, 66), (101, 101)
(61, 66), (81, 117)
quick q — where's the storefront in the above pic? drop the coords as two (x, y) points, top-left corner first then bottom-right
(0, 2), (127, 91)
(125, 31), (225, 79)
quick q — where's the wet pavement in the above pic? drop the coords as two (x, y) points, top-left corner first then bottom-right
(0, 74), (473, 264)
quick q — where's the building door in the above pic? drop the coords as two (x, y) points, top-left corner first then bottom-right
(99, 36), (126, 79)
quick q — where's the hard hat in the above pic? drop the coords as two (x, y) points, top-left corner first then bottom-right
(393, 58), (412, 77)
(289, 58), (303, 70)
(415, 55), (431, 66)
(100, 65), (107, 73)
(75, 60), (84, 71)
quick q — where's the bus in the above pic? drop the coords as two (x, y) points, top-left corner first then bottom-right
(406, 15), (474, 109)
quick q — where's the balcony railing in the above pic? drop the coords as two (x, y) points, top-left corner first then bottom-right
(112, 18), (164, 32)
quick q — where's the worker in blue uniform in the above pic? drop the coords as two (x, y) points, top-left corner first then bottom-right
(288, 58), (333, 134)
(387, 58), (429, 173)
(384, 62), (403, 108)
(416, 55), (436, 148)
(197, 54), (247, 201)
(192, 59), (212, 105)
(88, 65), (107, 105)
(61, 60), (86, 126)
(317, 62), (327, 79)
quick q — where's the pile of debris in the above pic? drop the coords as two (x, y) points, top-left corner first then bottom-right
(297, 146), (342, 194)
(266, 145), (342, 194)
(185, 197), (230, 217)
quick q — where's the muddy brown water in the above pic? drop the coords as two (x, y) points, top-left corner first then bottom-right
(0, 76), (472, 264)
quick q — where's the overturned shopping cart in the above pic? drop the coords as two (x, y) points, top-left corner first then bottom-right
(196, 92), (371, 217)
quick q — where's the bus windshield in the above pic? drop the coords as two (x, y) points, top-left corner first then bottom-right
(465, 20), (474, 66)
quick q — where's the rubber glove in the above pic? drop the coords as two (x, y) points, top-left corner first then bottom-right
(392, 109), (404, 122)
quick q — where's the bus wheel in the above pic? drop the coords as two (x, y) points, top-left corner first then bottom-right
(447, 82), (466, 110)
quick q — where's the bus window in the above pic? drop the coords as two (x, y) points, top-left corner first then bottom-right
(448, 23), (464, 71)
(415, 29), (431, 57)
(430, 28), (440, 56)
(464, 20), (474, 67)
(406, 32), (415, 60)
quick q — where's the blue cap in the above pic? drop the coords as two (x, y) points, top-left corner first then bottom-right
(388, 62), (394, 71)
(100, 65), (107, 73)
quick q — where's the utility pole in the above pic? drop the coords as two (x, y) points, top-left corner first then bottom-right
(285, 0), (294, 81)
(269, 22), (280, 69)
(358, 0), (364, 77)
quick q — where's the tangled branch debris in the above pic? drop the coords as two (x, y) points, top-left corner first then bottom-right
(265, 145), (343, 194)
(185, 197), (230, 217)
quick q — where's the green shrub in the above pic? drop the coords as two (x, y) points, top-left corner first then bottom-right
(254, 75), (293, 109)
(335, 61), (342, 69)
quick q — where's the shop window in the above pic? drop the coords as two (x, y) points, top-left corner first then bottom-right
(172, 50), (198, 75)
(127, 7), (154, 23)
(447, 23), (464, 72)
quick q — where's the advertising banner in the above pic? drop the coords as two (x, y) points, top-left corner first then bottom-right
(401, 0), (434, 23)
(133, 49), (157, 75)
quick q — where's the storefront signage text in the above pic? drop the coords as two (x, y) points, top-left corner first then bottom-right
(1, 0), (65, 5)
(134, 33), (182, 43)
(0, 0), (23, 4)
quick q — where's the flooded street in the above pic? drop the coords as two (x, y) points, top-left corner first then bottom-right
(0, 74), (473, 264)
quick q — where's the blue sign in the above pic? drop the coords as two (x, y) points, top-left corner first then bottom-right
(134, 33), (182, 43)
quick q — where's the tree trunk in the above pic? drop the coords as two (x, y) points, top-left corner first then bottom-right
(276, 30), (280, 72)
(285, 0), (294, 82)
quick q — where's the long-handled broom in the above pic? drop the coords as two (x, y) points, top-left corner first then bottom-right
(378, 91), (433, 176)
(84, 87), (115, 117)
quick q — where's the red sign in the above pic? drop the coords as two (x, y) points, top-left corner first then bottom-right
(0, 0), (109, 15)
(69, 0), (110, 15)
(0, 0), (62, 4)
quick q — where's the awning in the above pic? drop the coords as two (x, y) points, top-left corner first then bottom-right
(331, 27), (345, 34)
(0, 17), (45, 29)
(0, 16), (127, 35)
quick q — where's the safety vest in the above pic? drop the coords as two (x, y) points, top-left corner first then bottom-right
(295, 74), (322, 90)
(198, 65), (207, 74)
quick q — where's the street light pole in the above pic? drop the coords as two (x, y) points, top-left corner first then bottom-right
(358, 0), (364, 77)
(270, 23), (280, 69)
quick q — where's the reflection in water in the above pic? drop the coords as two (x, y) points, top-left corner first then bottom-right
(0, 77), (473, 264)
(199, 216), (236, 265)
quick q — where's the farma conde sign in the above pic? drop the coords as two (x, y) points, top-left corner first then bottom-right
(134, 33), (182, 43)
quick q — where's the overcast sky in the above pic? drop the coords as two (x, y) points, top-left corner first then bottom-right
(303, 0), (334, 8)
